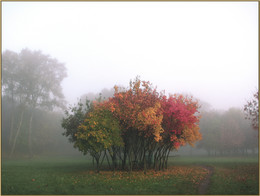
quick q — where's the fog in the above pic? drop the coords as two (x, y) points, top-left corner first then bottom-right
(2, 2), (258, 159)
(2, 2), (258, 111)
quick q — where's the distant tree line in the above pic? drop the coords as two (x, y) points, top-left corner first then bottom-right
(197, 108), (258, 156)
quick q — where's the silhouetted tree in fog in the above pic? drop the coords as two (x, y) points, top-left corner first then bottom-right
(2, 49), (67, 157)
(244, 91), (259, 130)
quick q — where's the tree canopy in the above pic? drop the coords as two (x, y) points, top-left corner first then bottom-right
(2, 49), (67, 157)
(62, 77), (201, 172)
(3, 49), (67, 109)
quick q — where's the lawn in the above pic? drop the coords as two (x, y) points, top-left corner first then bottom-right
(1, 156), (258, 195)
(170, 156), (259, 195)
(208, 162), (259, 195)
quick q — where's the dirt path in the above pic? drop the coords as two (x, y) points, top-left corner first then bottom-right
(198, 165), (214, 195)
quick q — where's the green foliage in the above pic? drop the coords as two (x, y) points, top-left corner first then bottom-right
(76, 105), (123, 155)
(62, 101), (89, 144)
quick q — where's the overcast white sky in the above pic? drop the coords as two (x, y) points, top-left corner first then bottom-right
(2, 2), (258, 110)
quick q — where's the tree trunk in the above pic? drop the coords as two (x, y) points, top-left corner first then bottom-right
(96, 158), (100, 173)
(122, 146), (127, 170)
(8, 111), (15, 146)
(10, 109), (24, 158)
(112, 146), (118, 170)
(143, 153), (147, 174)
(128, 146), (133, 173)
(105, 150), (111, 169)
(28, 110), (34, 158)
(165, 149), (171, 169)
(8, 93), (15, 147)
(100, 151), (106, 166)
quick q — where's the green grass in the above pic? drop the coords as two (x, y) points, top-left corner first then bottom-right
(208, 163), (259, 195)
(169, 156), (259, 195)
(1, 156), (259, 195)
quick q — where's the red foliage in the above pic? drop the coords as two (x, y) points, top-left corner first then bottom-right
(160, 94), (201, 148)
(108, 79), (163, 140)
(97, 78), (201, 149)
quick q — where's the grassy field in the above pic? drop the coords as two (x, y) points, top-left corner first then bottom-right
(170, 156), (259, 195)
(1, 156), (259, 195)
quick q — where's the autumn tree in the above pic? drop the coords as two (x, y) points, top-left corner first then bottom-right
(159, 94), (201, 169)
(108, 78), (165, 172)
(62, 77), (202, 172)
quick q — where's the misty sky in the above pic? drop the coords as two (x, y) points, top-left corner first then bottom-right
(2, 2), (258, 110)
